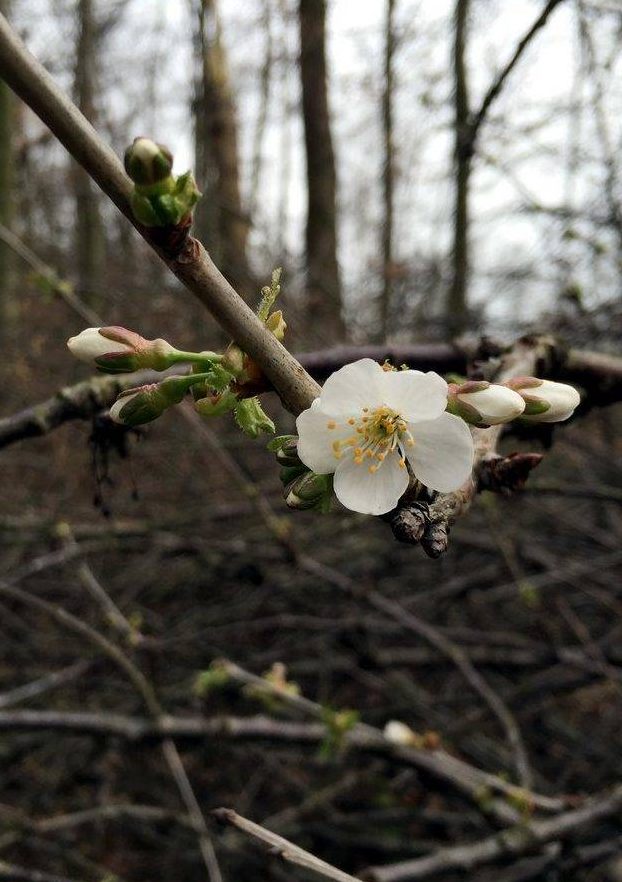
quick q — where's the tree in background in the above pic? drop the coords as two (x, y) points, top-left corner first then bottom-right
(193, 0), (255, 298)
(379, 0), (397, 341)
(299, 0), (344, 343)
(73, 0), (105, 303)
(0, 0), (14, 338)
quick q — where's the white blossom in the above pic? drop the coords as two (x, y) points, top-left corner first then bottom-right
(295, 359), (474, 516)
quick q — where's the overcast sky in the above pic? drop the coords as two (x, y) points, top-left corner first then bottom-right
(14, 0), (622, 332)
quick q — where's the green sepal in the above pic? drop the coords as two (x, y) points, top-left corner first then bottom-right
(195, 389), (238, 418)
(267, 434), (296, 453)
(520, 395), (551, 416)
(234, 397), (275, 438)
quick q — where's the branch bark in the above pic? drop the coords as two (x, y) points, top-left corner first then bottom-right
(211, 808), (363, 882)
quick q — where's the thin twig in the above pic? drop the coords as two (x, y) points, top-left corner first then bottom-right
(211, 807), (363, 882)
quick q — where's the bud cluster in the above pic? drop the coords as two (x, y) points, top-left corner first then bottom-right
(124, 137), (201, 227)
(268, 435), (333, 512)
(66, 268), (287, 437)
(447, 377), (580, 427)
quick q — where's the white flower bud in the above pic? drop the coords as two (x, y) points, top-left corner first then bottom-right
(383, 720), (416, 746)
(454, 382), (525, 426)
(511, 378), (581, 423)
(67, 328), (132, 363)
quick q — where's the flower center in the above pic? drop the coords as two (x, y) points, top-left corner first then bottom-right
(328, 405), (414, 473)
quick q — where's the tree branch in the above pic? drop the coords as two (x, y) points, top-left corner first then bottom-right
(3, 340), (621, 452)
(470, 0), (567, 143)
(211, 807), (362, 882)
(363, 783), (622, 881)
(0, 707), (565, 818)
(0, 13), (320, 415)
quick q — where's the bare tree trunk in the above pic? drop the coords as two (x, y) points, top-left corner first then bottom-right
(299, 0), (344, 342)
(447, 0), (471, 337)
(194, 0), (254, 299)
(0, 0), (14, 338)
(73, 0), (104, 303)
(380, 0), (396, 341)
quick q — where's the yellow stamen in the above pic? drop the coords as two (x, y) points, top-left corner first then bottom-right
(327, 420), (336, 430)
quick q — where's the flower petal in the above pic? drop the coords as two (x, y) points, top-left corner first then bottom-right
(383, 370), (448, 423)
(333, 450), (409, 515)
(319, 359), (387, 417)
(406, 412), (474, 493)
(296, 401), (349, 474)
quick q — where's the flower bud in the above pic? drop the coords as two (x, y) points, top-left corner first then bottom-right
(222, 343), (245, 376)
(285, 471), (332, 512)
(505, 377), (581, 423)
(109, 376), (190, 426)
(234, 397), (275, 438)
(67, 327), (177, 373)
(124, 137), (173, 186)
(383, 720), (418, 746)
(275, 438), (301, 466)
(448, 380), (525, 426)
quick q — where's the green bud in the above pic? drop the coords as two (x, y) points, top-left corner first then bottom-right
(279, 464), (308, 486)
(130, 191), (162, 227)
(285, 472), (333, 512)
(268, 434), (302, 467)
(234, 397), (275, 438)
(124, 138), (173, 186)
(195, 389), (238, 417)
(222, 343), (245, 376)
(125, 137), (202, 227)
(109, 374), (203, 426)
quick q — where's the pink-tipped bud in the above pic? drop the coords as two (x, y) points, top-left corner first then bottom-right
(447, 380), (525, 426)
(67, 327), (176, 373)
(505, 377), (581, 423)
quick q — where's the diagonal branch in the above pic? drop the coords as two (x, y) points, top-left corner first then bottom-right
(470, 0), (567, 143)
(0, 13), (319, 416)
(211, 808), (363, 882)
(363, 782), (622, 881)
